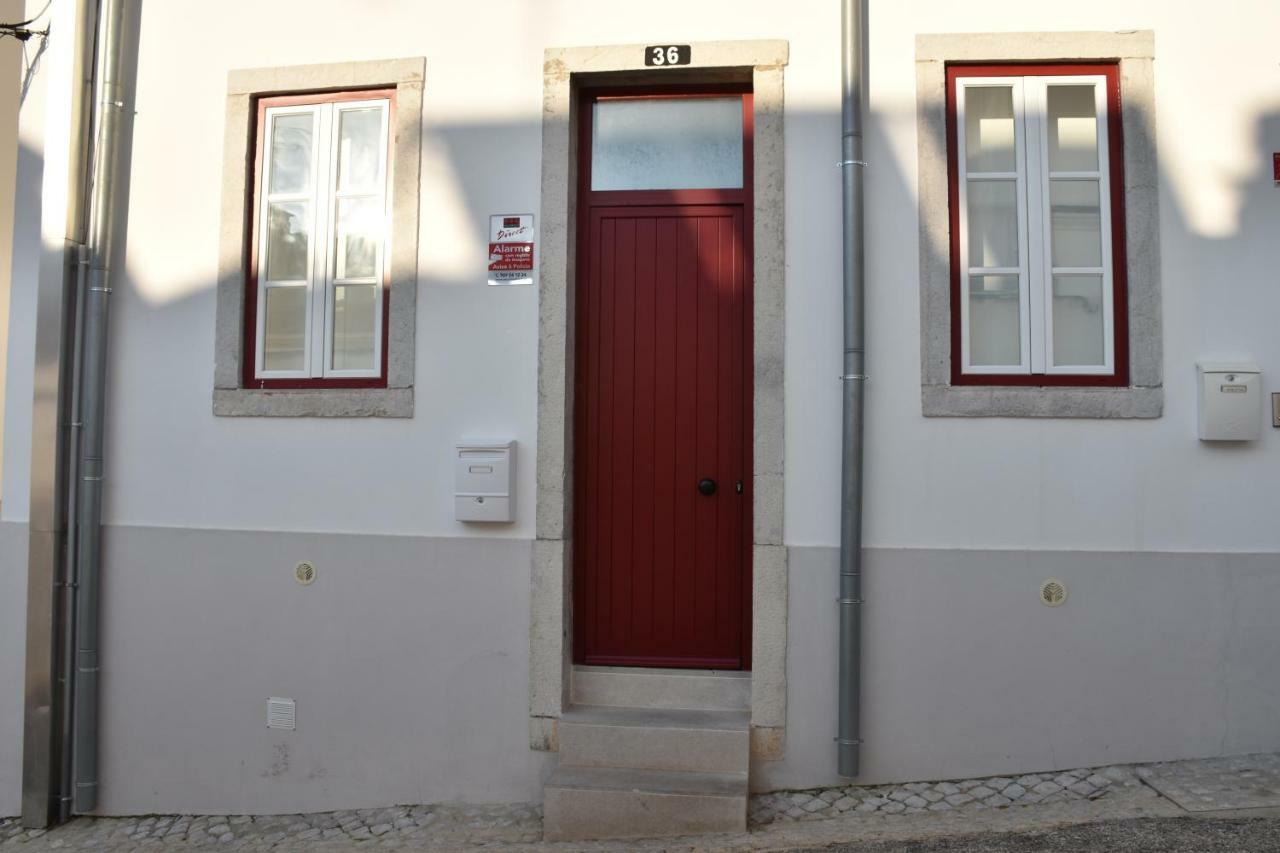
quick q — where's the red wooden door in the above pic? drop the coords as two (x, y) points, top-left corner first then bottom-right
(574, 88), (754, 669)
(575, 205), (749, 668)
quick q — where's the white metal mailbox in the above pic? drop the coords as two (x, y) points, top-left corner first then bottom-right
(1197, 363), (1262, 441)
(455, 441), (515, 522)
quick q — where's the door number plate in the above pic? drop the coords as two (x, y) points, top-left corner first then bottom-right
(645, 45), (691, 67)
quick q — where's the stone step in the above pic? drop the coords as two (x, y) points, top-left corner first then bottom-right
(560, 705), (749, 774)
(542, 765), (748, 842)
(571, 665), (750, 712)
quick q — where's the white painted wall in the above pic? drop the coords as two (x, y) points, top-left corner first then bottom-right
(0, 0), (51, 816)
(3, 0), (1280, 814)
(0, 525), (26, 816)
(0, 0), (21, 504)
(851, 3), (1280, 553)
(2, 0), (1277, 553)
(1, 0), (51, 522)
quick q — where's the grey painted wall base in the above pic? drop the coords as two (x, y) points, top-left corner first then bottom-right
(0, 522), (26, 816)
(8, 521), (1278, 812)
(1, 522), (551, 815)
(753, 545), (1280, 792)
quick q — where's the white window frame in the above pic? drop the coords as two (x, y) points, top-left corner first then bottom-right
(956, 77), (1032, 374)
(254, 98), (391, 381)
(955, 74), (1115, 376)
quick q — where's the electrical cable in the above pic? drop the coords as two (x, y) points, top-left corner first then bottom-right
(1, 0), (51, 42)
(9, 2), (52, 107)
(2, 0), (52, 29)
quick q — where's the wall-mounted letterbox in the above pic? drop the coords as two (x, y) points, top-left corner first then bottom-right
(455, 441), (515, 522)
(1197, 363), (1262, 441)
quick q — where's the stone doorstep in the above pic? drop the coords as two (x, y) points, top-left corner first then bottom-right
(547, 699), (753, 840)
(570, 665), (751, 712)
(559, 705), (750, 774)
(542, 765), (748, 842)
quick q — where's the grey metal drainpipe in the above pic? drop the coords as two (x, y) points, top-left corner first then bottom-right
(71, 0), (129, 814)
(60, 4), (104, 818)
(20, 0), (100, 828)
(837, 0), (868, 779)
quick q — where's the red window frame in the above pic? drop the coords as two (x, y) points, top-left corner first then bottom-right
(946, 63), (1129, 387)
(243, 88), (395, 390)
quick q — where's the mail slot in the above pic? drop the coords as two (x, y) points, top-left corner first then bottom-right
(455, 441), (515, 522)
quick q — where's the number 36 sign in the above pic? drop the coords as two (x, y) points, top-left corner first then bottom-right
(645, 45), (691, 67)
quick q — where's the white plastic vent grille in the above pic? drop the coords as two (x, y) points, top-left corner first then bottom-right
(267, 697), (296, 730)
(1040, 578), (1068, 607)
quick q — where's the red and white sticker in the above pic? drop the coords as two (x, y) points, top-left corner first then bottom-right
(488, 214), (536, 285)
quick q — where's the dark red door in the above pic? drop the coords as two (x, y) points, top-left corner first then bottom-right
(573, 88), (753, 669)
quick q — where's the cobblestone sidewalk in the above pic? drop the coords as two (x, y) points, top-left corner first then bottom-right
(0, 803), (543, 850)
(751, 764), (1134, 824)
(0, 757), (1233, 851)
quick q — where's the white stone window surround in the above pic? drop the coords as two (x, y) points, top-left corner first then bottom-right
(916, 32), (1162, 418)
(213, 58), (425, 418)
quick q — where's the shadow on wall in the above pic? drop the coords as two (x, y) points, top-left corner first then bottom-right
(0, 139), (40, 819)
(0, 0), (144, 821)
(6, 29), (1280, 808)
(0, 0), (32, 505)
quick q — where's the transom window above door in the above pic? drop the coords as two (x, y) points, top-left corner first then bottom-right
(583, 90), (752, 197)
(248, 90), (392, 387)
(948, 64), (1127, 386)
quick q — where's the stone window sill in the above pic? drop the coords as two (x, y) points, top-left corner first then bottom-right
(922, 384), (1162, 419)
(213, 387), (413, 418)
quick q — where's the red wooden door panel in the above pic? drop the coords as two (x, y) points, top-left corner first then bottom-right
(574, 205), (749, 669)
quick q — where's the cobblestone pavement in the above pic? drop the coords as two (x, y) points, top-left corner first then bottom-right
(1136, 751), (1280, 813)
(0, 804), (544, 850)
(0, 757), (1260, 851)
(801, 816), (1280, 853)
(750, 764), (1134, 824)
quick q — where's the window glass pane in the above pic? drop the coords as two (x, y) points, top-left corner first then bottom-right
(334, 197), (381, 280)
(1050, 180), (1102, 267)
(963, 86), (1015, 173)
(337, 107), (383, 192)
(332, 284), (377, 371)
(591, 97), (743, 191)
(268, 112), (313, 194)
(967, 180), (1019, 268)
(263, 286), (307, 371)
(265, 201), (309, 281)
(1052, 275), (1106, 366)
(969, 274), (1021, 366)
(1047, 85), (1098, 172)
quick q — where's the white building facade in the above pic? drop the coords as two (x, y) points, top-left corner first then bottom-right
(2, 0), (1279, 829)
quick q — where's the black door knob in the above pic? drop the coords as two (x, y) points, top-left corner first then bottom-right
(697, 478), (717, 496)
